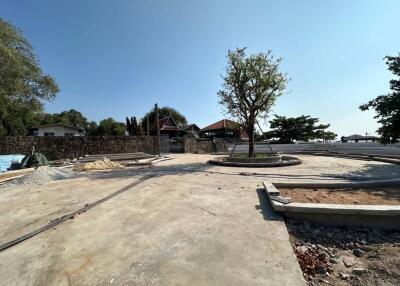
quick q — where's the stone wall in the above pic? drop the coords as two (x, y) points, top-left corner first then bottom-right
(195, 140), (215, 153)
(182, 137), (197, 153)
(182, 137), (227, 154)
(0, 136), (158, 160)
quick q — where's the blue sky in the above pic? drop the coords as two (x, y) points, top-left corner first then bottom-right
(2, 0), (400, 136)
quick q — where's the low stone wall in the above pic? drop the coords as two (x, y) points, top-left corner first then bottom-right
(196, 140), (215, 153)
(0, 136), (158, 160)
(182, 137), (228, 154)
(182, 137), (197, 153)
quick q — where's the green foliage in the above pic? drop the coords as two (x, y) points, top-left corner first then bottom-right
(0, 18), (59, 136)
(126, 116), (139, 136)
(218, 48), (287, 156)
(86, 121), (99, 135)
(266, 115), (336, 143)
(360, 54), (400, 144)
(37, 109), (126, 136)
(141, 106), (187, 134)
(39, 109), (90, 131)
(96, 118), (126, 136)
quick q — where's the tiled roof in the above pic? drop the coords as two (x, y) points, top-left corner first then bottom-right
(200, 119), (240, 131)
(32, 123), (82, 131)
(181, 124), (200, 131)
(158, 115), (179, 131)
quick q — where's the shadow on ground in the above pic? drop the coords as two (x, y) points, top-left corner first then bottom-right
(321, 162), (400, 181)
(255, 188), (282, 221)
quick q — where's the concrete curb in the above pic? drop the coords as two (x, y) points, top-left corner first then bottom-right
(208, 155), (302, 168)
(262, 181), (400, 229)
(293, 151), (400, 165)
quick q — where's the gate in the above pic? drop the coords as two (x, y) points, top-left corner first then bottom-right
(159, 135), (170, 154)
(169, 137), (184, 153)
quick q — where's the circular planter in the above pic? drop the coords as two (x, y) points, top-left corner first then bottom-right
(208, 155), (302, 168)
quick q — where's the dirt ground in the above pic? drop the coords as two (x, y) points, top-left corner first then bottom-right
(280, 187), (400, 205)
(1, 154), (400, 285)
(286, 219), (400, 286)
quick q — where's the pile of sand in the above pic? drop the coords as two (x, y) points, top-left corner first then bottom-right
(73, 158), (124, 172)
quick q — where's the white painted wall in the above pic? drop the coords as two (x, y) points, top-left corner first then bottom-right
(36, 126), (82, 137)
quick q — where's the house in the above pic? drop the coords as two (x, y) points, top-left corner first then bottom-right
(200, 119), (248, 140)
(155, 115), (180, 137)
(32, 124), (83, 137)
(341, 134), (379, 143)
(180, 124), (200, 137)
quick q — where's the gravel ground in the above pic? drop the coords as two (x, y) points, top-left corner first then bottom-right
(286, 219), (400, 286)
(0, 166), (77, 188)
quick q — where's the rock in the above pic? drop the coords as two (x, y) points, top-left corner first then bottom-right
(329, 257), (339, 264)
(296, 245), (309, 253)
(339, 272), (350, 280)
(368, 253), (378, 259)
(315, 265), (326, 274)
(353, 268), (367, 275)
(353, 248), (364, 257)
(343, 256), (356, 267)
(318, 252), (327, 259)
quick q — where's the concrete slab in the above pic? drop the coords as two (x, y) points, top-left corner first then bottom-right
(0, 156), (305, 286)
(3, 153), (399, 284)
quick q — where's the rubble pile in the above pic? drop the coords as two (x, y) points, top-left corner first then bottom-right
(1, 166), (76, 188)
(286, 219), (400, 286)
(294, 242), (333, 279)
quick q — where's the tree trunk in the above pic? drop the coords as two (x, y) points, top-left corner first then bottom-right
(247, 117), (255, 157)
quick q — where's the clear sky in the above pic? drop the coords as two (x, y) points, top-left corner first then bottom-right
(2, 0), (400, 136)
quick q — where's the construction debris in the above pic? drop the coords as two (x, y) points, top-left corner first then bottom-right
(286, 219), (400, 286)
(1, 166), (76, 188)
(293, 242), (333, 278)
(73, 158), (124, 171)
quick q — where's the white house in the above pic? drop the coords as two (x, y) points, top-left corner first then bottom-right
(32, 124), (83, 137)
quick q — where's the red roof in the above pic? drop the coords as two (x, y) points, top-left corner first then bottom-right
(200, 119), (240, 131)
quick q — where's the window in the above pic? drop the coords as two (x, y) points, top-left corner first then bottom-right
(64, 133), (74, 137)
(44, 132), (55, 137)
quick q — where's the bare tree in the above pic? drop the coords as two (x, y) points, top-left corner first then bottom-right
(218, 48), (287, 157)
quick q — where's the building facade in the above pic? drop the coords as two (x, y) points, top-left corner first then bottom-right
(32, 124), (83, 137)
(341, 134), (379, 143)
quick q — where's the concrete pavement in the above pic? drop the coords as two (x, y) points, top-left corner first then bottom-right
(2, 154), (400, 285)
(0, 155), (309, 286)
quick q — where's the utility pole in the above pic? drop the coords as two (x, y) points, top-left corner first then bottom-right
(155, 103), (161, 155)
